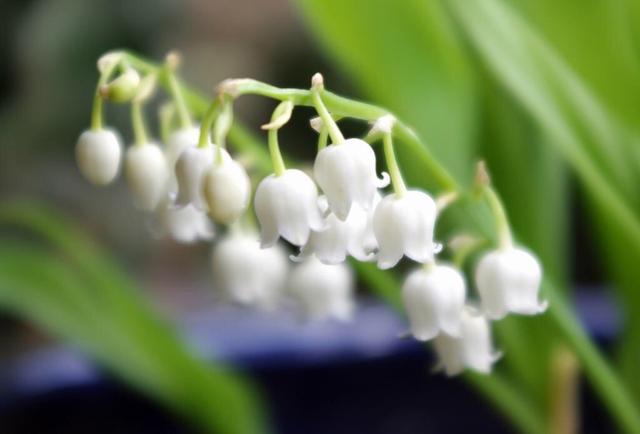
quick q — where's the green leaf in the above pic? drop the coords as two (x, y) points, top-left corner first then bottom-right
(296, 0), (478, 183)
(0, 202), (268, 434)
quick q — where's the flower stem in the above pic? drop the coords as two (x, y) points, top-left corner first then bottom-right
(91, 63), (119, 131)
(213, 98), (234, 165)
(317, 127), (329, 151)
(166, 71), (192, 129)
(198, 99), (220, 149)
(311, 87), (344, 145)
(131, 102), (149, 146)
(484, 186), (513, 249)
(382, 131), (407, 197)
(267, 101), (289, 176)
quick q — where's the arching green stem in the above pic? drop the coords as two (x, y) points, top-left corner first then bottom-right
(198, 99), (220, 149)
(131, 102), (149, 146)
(382, 131), (407, 197)
(166, 71), (192, 129)
(91, 63), (119, 131)
(266, 101), (290, 176)
(311, 87), (344, 145)
(484, 186), (513, 249)
(213, 98), (234, 165)
(317, 127), (329, 151)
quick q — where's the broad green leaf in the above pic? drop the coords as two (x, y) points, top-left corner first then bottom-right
(0, 203), (268, 434)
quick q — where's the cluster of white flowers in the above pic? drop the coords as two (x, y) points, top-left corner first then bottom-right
(75, 54), (548, 377)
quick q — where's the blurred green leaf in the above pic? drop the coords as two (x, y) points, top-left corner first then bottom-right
(0, 202), (267, 434)
(296, 0), (640, 431)
(295, 0), (478, 184)
(446, 0), (640, 403)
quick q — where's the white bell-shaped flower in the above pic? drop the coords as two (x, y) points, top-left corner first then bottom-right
(211, 233), (288, 310)
(153, 200), (214, 244)
(174, 144), (230, 210)
(475, 247), (547, 320)
(288, 258), (355, 321)
(433, 308), (500, 376)
(402, 264), (466, 341)
(294, 194), (379, 264)
(313, 138), (389, 220)
(254, 169), (324, 247)
(124, 142), (168, 210)
(164, 127), (200, 193)
(203, 158), (251, 225)
(373, 190), (437, 269)
(75, 129), (122, 186)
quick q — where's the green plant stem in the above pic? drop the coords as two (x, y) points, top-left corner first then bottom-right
(317, 127), (329, 150)
(121, 53), (458, 191)
(198, 99), (220, 148)
(91, 63), (119, 130)
(311, 88), (344, 144)
(159, 103), (175, 144)
(266, 101), (290, 176)
(166, 70), (192, 129)
(382, 131), (407, 196)
(483, 186), (513, 249)
(131, 102), (148, 145)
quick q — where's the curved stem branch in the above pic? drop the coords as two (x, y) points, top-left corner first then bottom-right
(383, 132), (407, 197)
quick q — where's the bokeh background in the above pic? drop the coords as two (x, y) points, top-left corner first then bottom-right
(1, 0), (639, 433)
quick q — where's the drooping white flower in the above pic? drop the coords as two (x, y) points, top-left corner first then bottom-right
(433, 308), (500, 376)
(174, 144), (230, 210)
(313, 138), (389, 220)
(288, 257), (355, 321)
(373, 190), (437, 269)
(203, 158), (251, 225)
(153, 200), (214, 244)
(124, 142), (168, 210)
(211, 233), (288, 310)
(475, 247), (547, 320)
(254, 169), (324, 247)
(294, 194), (379, 264)
(402, 264), (466, 341)
(75, 129), (122, 186)
(164, 127), (200, 193)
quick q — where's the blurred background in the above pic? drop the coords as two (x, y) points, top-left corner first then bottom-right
(1, 0), (639, 433)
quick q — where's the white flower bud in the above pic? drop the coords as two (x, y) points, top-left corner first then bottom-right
(164, 127), (200, 193)
(475, 247), (547, 320)
(313, 138), (389, 220)
(402, 264), (466, 341)
(288, 258), (355, 321)
(254, 169), (324, 247)
(175, 144), (230, 210)
(75, 129), (122, 186)
(203, 159), (251, 225)
(153, 200), (214, 244)
(433, 308), (500, 376)
(211, 233), (288, 310)
(373, 190), (437, 269)
(124, 142), (168, 210)
(295, 194), (379, 264)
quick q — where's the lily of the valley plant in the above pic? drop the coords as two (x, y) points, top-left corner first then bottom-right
(75, 50), (547, 376)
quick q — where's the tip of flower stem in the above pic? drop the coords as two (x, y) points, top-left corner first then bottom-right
(311, 72), (324, 90)
(165, 51), (181, 70)
(309, 116), (323, 133)
(371, 114), (396, 134)
(97, 51), (123, 74)
(475, 160), (491, 187)
(216, 78), (251, 98)
(98, 84), (110, 99)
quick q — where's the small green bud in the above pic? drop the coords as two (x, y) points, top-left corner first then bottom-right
(100, 68), (141, 103)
